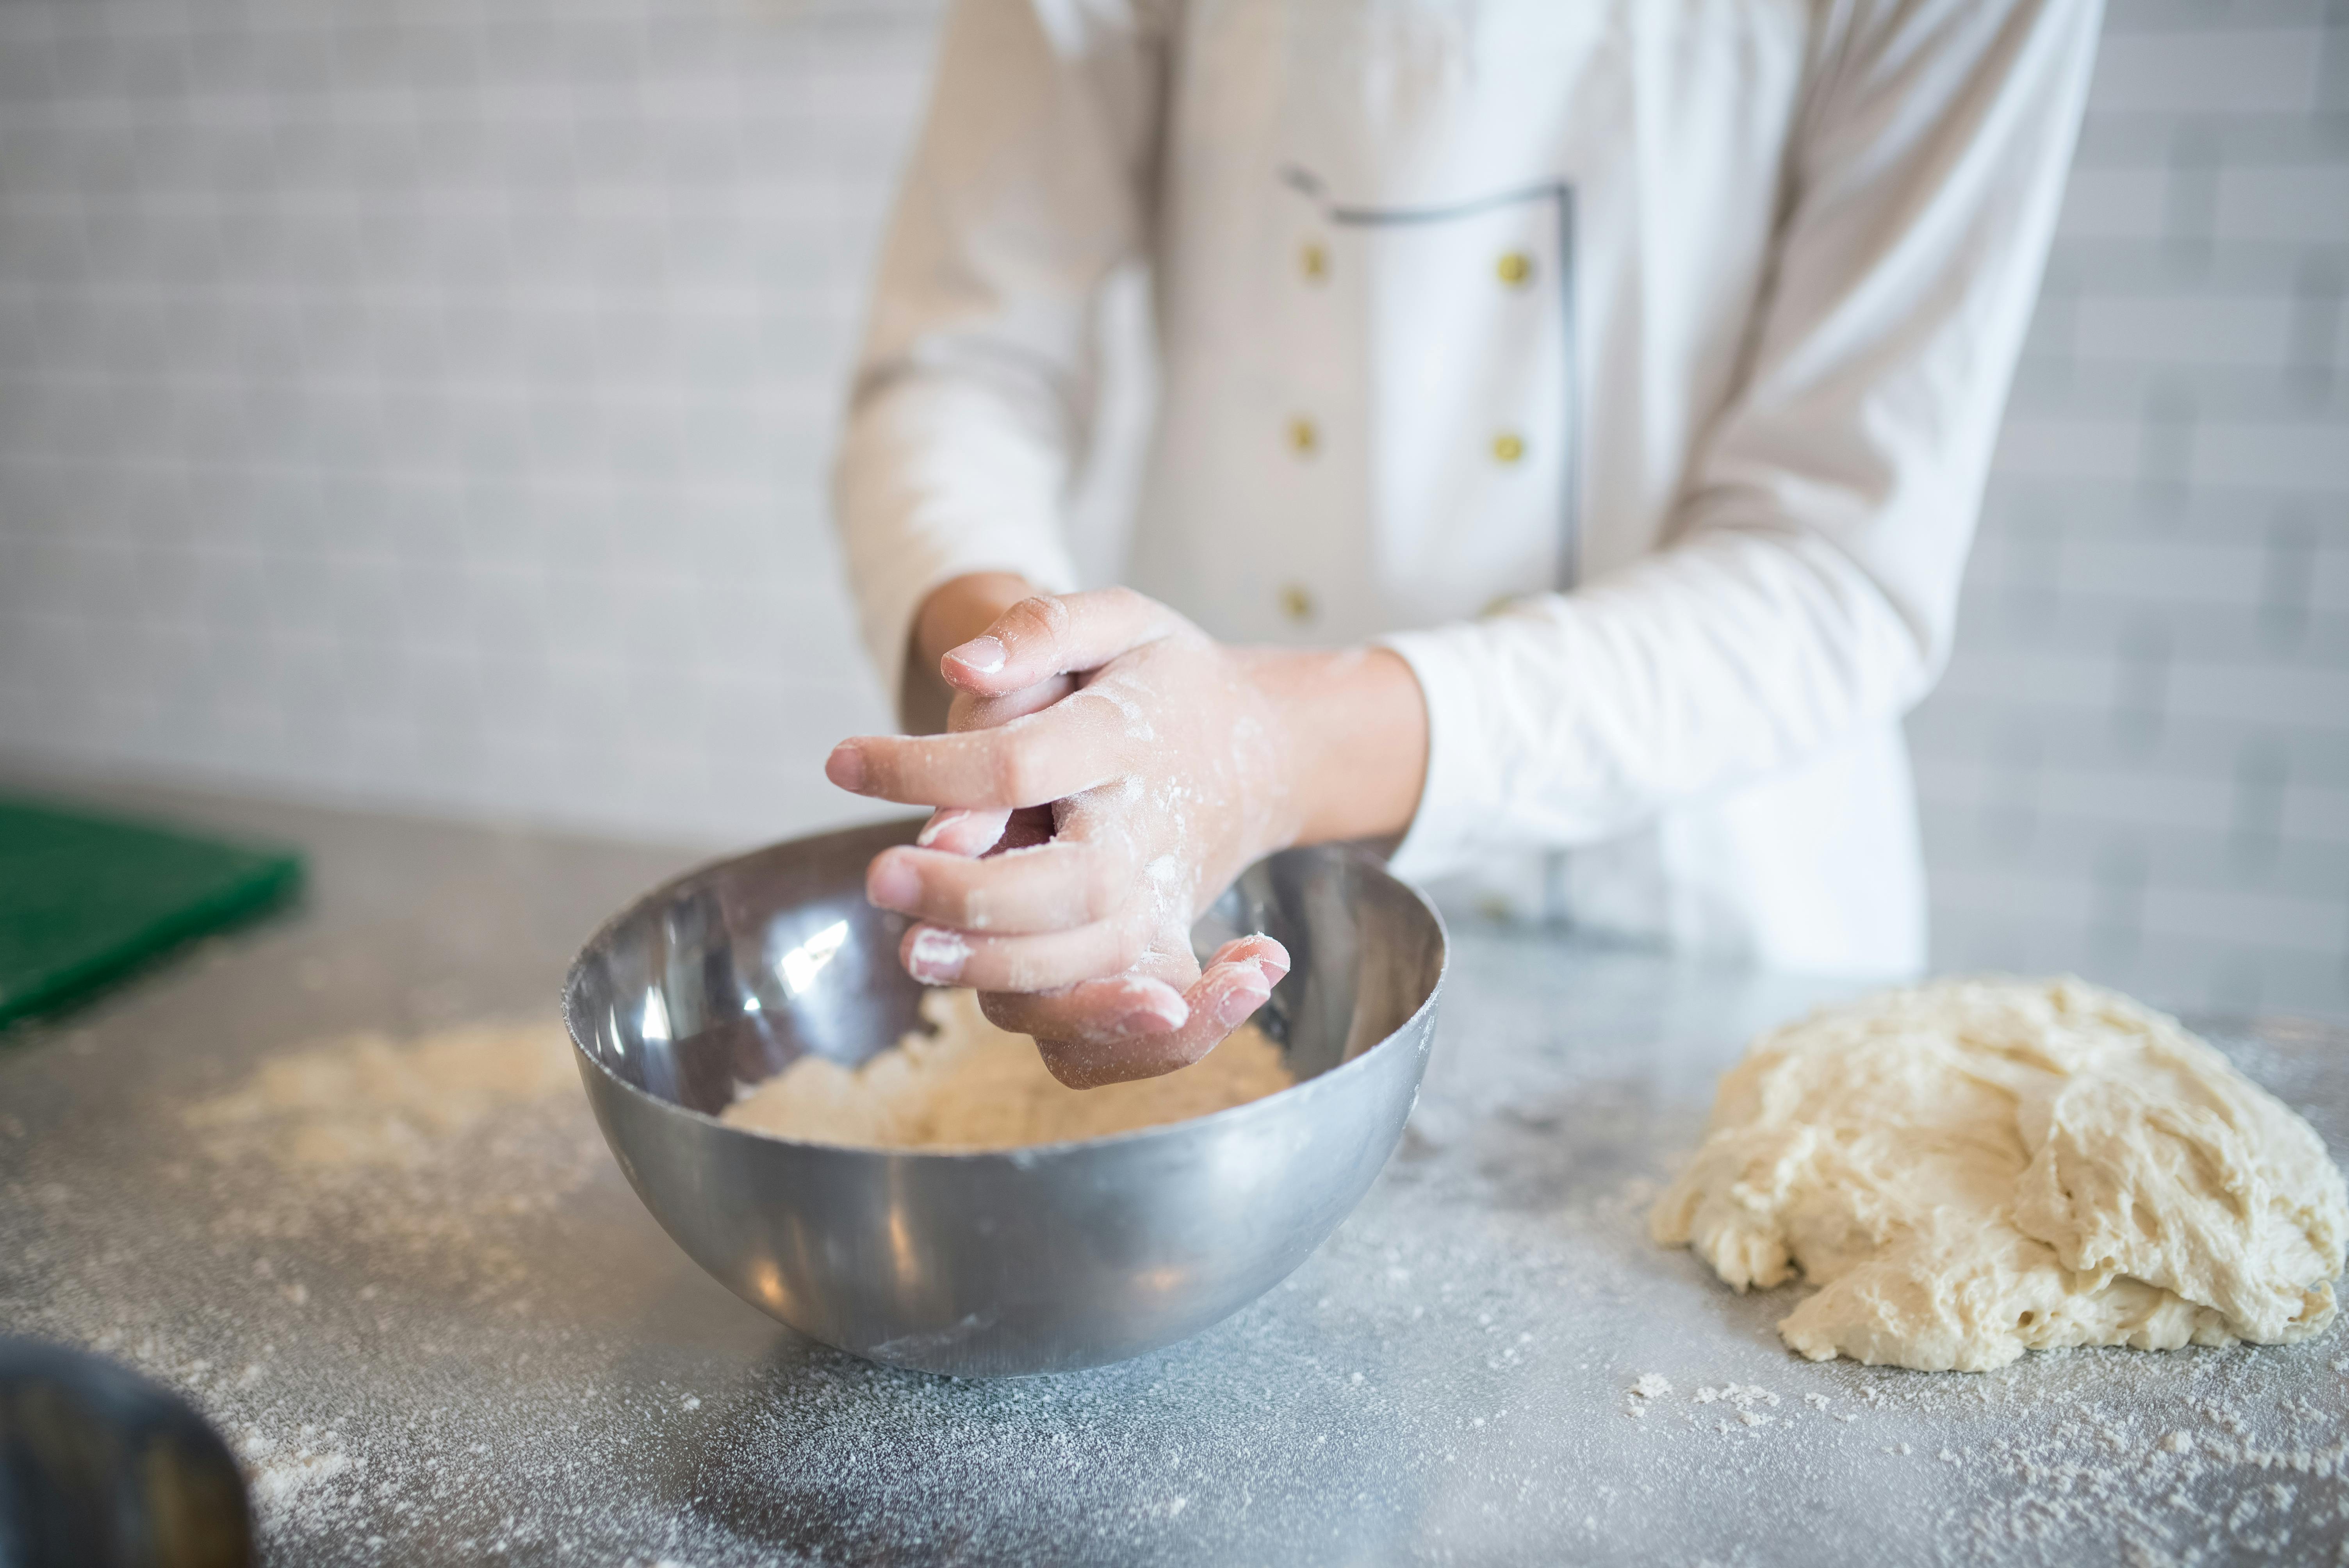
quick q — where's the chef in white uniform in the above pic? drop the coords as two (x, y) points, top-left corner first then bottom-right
(822, 0), (2102, 1085)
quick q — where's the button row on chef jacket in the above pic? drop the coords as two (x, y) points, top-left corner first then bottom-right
(1285, 417), (1525, 464)
(1290, 240), (1530, 465)
(1490, 252), (1533, 470)
(1282, 239), (1533, 623)
(1295, 241), (1535, 287)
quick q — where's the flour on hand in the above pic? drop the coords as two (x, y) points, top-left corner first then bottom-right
(720, 988), (1292, 1151)
(1650, 976), (2348, 1372)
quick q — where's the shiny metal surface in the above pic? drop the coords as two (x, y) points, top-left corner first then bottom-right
(562, 818), (1448, 1376)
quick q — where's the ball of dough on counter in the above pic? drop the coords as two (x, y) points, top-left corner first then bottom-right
(1650, 976), (2348, 1372)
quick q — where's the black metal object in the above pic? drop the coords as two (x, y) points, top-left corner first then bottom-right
(0, 1338), (253, 1568)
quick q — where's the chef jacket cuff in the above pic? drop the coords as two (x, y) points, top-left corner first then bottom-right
(1372, 625), (1496, 884)
(861, 534), (1083, 721)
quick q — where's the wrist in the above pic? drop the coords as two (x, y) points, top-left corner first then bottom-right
(1248, 645), (1429, 850)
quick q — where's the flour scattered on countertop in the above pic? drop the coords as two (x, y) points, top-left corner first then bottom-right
(1691, 1383), (1778, 1409)
(238, 1427), (354, 1513)
(8, 1013), (639, 1555)
(7, 933), (2345, 1567)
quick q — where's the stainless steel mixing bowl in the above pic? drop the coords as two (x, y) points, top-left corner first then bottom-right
(562, 818), (1447, 1377)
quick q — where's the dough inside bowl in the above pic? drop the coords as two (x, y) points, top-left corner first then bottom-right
(1651, 976), (2349, 1372)
(722, 987), (1292, 1151)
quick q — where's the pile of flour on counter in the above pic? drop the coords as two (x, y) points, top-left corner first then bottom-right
(1652, 975), (2349, 1372)
(181, 1019), (575, 1168)
(722, 987), (1292, 1150)
(10, 1014), (643, 1556)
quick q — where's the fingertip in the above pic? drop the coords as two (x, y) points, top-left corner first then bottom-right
(824, 741), (868, 793)
(901, 924), (971, 984)
(1213, 989), (1269, 1031)
(941, 634), (1009, 687)
(1203, 962), (1273, 1030)
(915, 807), (1008, 857)
(1209, 934), (1290, 987)
(866, 848), (920, 912)
(1106, 976), (1188, 1034)
(1054, 975), (1187, 1038)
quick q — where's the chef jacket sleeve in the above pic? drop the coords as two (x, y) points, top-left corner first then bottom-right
(1380, 0), (2101, 881)
(832, 0), (1169, 713)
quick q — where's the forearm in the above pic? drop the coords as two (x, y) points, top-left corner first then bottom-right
(1374, 526), (1932, 877)
(900, 583), (1430, 846)
(832, 0), (1166, 723)
(1249, 646), (1429, 850)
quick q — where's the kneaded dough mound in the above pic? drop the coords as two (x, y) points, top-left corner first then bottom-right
(1650, 976), (2347, 1372)
(722, 987), (1293, 1151)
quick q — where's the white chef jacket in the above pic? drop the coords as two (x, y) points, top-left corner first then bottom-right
(832, 0), (2099, 975)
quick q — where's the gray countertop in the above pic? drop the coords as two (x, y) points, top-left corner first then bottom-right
(3, 778), (2345, 1566)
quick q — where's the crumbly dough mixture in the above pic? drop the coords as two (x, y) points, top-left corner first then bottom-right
(1650, 976), (2348, 1372)
(720, 987), (1294, 1151)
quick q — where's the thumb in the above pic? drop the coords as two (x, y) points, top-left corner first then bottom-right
(940, 587), (1180, 695)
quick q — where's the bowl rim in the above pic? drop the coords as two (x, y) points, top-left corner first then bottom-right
(561, 818), (1450, 1162)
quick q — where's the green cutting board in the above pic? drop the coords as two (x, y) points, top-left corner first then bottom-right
(0, 795), (303, 1028)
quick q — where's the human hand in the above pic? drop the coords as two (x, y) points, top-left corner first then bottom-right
(828, 588), (1302, 1086)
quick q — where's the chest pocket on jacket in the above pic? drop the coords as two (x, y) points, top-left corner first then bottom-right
(1280, 166), (1581, 622)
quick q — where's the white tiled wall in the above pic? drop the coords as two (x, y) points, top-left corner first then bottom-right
(0, 0), (934, 846)
(1, 0), (2344, 1018)
(1909, 0), (2349, 1021)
